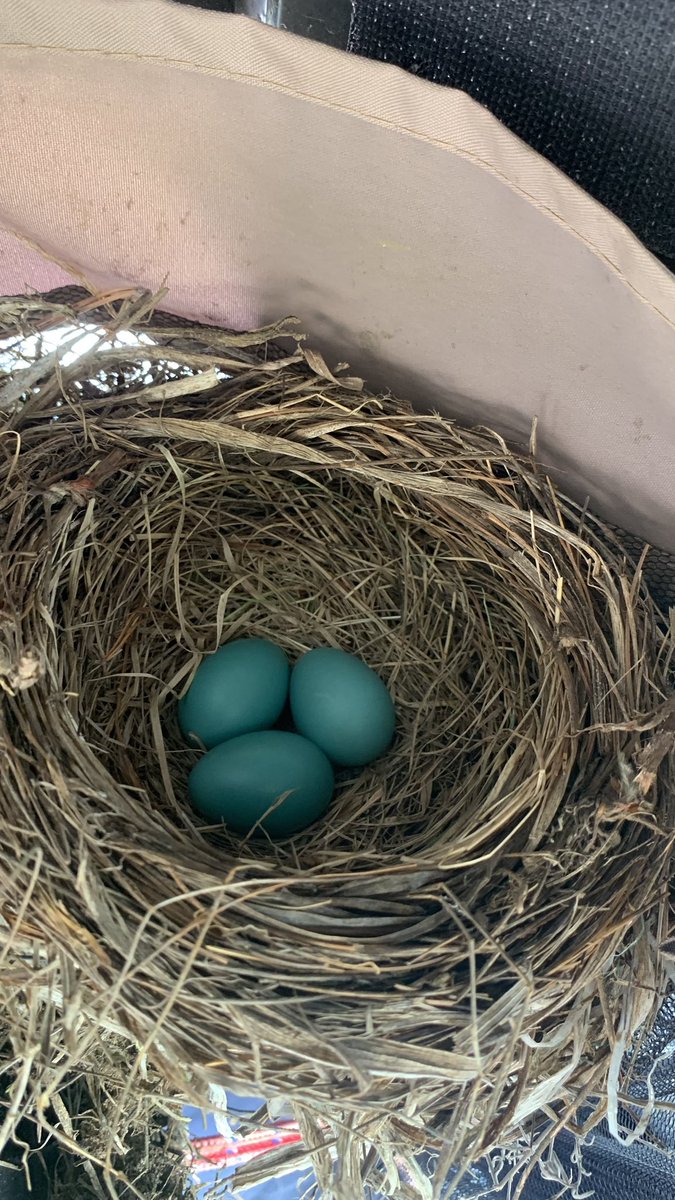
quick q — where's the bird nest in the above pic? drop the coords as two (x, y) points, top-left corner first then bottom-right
(1, 289), (674, 1198)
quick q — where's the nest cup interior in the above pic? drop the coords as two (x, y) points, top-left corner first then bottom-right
(76, 446), (572, 868)
(2, 295), (674, 1180)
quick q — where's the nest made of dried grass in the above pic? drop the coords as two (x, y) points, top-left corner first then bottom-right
(1, 289), (674, 1199)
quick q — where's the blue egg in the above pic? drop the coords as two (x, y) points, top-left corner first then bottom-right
(290, 648), (396, 767)
(179, 638), (289, 749)
(188, 730), (335, 838)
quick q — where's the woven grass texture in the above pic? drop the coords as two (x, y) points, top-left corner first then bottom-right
(1, 290), (674, 1198)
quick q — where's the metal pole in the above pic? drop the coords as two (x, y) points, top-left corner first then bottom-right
(233, 0), (352, 49)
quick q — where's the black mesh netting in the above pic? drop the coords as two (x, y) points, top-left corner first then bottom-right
(445, 993), (675, 1198)
(617, 537), (675, 616)
(349, 0), (675, 273)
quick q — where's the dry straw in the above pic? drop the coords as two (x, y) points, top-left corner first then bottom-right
(1, 289), (674, 1198)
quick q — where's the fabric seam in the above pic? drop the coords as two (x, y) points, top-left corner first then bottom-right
(1, 39), (673, 331)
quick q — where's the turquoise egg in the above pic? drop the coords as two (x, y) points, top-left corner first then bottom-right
(290, 648), (395, 767)
(179, 638), (289, 749)
(188, 730), (335, 838)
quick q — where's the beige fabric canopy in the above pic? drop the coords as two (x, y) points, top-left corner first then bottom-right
(1, 0), (674, 548)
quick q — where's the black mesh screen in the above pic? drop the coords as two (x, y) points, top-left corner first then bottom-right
(349, 0), (675, 274)
(614, 535), (675, 615)
(446, 994), (675, 1198)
